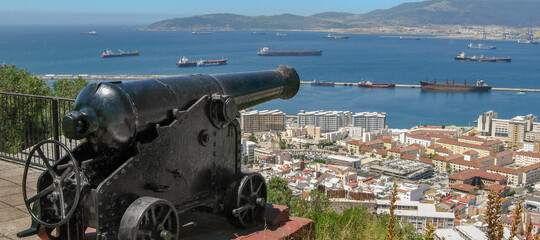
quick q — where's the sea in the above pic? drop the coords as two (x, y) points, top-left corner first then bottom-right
(1, 25), (539, 129)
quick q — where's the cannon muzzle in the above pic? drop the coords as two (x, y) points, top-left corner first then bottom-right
(63, 65), (300, 151)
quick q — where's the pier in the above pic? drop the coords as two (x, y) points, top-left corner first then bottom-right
(300, 81), (540, 92)
(37, 76), (539, 92)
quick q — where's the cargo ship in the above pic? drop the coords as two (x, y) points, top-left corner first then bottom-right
(400, 36), (420, 40)
(468, 43), (496, 49)
(192, 31), (212, 35)
(80, 31), (97, 35)
(325, 34), (349, 39)
(311, 80), (334, 86)
(358, 81), (396, 88)
(455, 52), (510, 62)
(101, 49), (140, 58)
(420, 79), (492, 92)
(257, 47), (322, 56)
(176, 57), (227, 67)
(197, 58), (227, 67)
(176, 56), (197, 67)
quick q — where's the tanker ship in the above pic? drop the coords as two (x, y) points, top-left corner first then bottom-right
(101, 49), (140, 58)
(455, 52), (510, 62)
(257, 47), (322, 56)
(311, 80), (334, 86)
(468, 43), (496, 49)
(358, 81), (396, 88)
(420, 79), (492, 92)
(176, 56), (227, 67)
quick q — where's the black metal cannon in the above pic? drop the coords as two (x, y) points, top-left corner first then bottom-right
(18, 65), (300, 239)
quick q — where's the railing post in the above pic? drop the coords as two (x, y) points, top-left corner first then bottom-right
(52, 98), (60, 160)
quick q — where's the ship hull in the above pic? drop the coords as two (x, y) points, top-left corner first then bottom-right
(258, 50), (322, 56)
(101, 52), (140, 58)
(455, 56), (510, 62)
(176, 62), (197, 67)
(420, 81), (491, 92)
(358, 83), (395, 88)
(197, 59), (227, 67)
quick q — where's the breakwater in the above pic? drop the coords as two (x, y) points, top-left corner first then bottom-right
(300, 81), (540, 92)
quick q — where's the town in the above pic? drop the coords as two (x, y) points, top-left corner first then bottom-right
(240, 109), (540, 238)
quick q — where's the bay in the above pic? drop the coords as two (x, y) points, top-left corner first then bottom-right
(0, 25), (539, 128)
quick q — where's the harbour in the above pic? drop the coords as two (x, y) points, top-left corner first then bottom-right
(37, 74), (540, 93)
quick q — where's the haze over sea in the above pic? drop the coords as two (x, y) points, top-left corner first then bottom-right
(1, 25), (539, 129)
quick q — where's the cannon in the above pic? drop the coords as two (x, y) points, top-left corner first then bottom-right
(18, 65), (300, 239)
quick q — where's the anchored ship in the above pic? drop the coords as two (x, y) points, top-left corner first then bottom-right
(192, 31), (212, 35)
(325, 34), (349, 39)
(455, 52), (511, 62)
(101, 49), (140, 58)
(176, 56), (198, 67)
(197, 58), (227, 67)
(400, 36), (420, 40)
(468, 43), (496, 49)
(0, 61), (15, 68)
(176, 57), (227, 67)
(311, 80), (335, 86)
(257, 47), (322, 56)
(358, 81), (396, 88)
(420, 79), (492, 92)
(80, 31), (97, 35)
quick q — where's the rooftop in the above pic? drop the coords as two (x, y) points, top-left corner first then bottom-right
(449, 169), (506, 181)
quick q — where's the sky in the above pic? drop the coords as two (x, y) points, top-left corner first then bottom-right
(0, 0), (424, 25)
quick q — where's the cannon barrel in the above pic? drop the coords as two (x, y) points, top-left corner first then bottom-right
(62, 65), (300, 151)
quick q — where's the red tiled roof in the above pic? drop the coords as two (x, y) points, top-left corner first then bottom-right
(487, 165), (520, 175)
(360, 146), (373, 152)
(484, 184), (510, 192)
(451, 184), (477, 192)
(451, 158), (481, 167)
(449, 169), (506, 181)
(437, 148), (453, 154)
(495, 150), (514, 158)
(365, 139), (383, 146)
(407, 133), (432, 141)
(483, 140), (503, 146)
(518, 162), (540, 173)
(437, 138), (492, 151)
(463, 150), (479, 155)
(456, 197), (471, 203)
(428, 144), (442, 149)
(347, 140), (363, 146)
(376, 149), (388, 155)
(517, 151), (540, 158)
(409, 143), (424, 149)
(434, 154), (464, 162)
(426, 133), (455, 140)
(419, 157), (433, 164)
(401, 154), (416, 160)
(390, 145), (421, 153)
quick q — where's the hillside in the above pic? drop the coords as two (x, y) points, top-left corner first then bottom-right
(142, 0), (540, 30)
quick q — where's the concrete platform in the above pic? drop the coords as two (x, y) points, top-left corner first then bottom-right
(0, 160), (313, 240)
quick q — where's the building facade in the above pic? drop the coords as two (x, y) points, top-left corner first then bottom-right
(240, 110), (286, 132)
(352, 112), (386, 131)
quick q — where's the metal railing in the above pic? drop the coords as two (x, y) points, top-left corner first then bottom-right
(0, 92), (78, 167)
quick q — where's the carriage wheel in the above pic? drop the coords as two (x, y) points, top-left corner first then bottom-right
(224, 172), (267, 228)
(118, 197), (179, 240)
(22, 140), (81, 227)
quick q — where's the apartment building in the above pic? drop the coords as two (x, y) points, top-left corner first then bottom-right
(352, 112), (386, 131)
(240, 109), (286, 132)
(298, 110), (352, 132)
(406, 133), (434, 147)
(478, 110), (498, 136)
(516, 151), (540, 166)
(436, 138), (493, 157)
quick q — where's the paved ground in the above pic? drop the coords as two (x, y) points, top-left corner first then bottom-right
(0, 160), (41, 240)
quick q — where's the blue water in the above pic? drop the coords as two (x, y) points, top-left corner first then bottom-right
(1, 25), (539, 128)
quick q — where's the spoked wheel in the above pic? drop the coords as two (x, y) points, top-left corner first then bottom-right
(22, 140), (81, 228)
(118, 197), (180, 240)
(224, 172), (267, 228)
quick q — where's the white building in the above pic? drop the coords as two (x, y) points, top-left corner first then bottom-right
(241, 139), (257, 162)
(297, 110), (352, 132)
(405, 133), (435, 147)
(478, 110), (498, 136)
(396, 184), (430, 202)
(352, 112), (386, 131)
(377, 200), (455, 231)
(240, 109), (286, 133)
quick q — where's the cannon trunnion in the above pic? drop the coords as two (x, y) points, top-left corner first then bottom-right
(19, 65), (300, 239)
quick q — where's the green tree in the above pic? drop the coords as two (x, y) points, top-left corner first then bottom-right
(313, 158), (326, 164)
(0, 67), (52, 153)
(446, 162), (452, 174)
(279, 140), (286, 149)
(248, 133), (257, 143)
(53, 77), (88, 99)
(267, 177), (292, 206)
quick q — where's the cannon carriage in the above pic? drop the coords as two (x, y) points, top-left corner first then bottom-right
(18, 65), (300, 239)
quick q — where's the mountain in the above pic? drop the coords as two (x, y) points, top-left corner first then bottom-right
(142, 13), (348, 31)
(143, 0), (540, 30)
